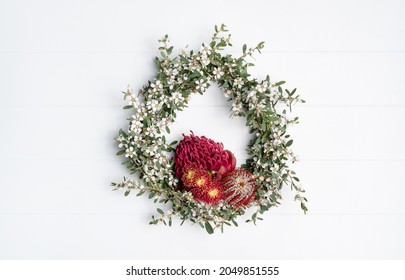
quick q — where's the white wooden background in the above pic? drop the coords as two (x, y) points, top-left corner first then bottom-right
(1, 0), (404, 259)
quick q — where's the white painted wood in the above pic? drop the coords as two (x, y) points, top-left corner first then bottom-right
(0, 0), (404, 259)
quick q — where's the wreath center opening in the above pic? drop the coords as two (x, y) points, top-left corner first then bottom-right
(166, 82), (251, 162)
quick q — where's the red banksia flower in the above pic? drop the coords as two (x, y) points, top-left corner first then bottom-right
(222, 169), (257, 207)
(174, 132), (236, 179)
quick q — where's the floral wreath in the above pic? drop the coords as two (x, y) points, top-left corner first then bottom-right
(112, 24), (307, 234)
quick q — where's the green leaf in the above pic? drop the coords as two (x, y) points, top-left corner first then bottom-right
(258, 41), (265, 49)
(275, 81), (286, 86)
(243, 44), (247, 54)
(116, 150), (125, 156)
(204, 221), (214, 234)
(167, 46), (173, 55)
(286, 139), (293, 147)
(165, 126), (170, 133)
(155, 57), (161, 68)
(301, 203), (308, 213)
(123, 105), (133, 110)
(157, 208), (164, 215)
(189, 71), (201, 79)
(261, 120), (266, 131)
(118, 129), (127, 137)
(180, 56), (189, 64)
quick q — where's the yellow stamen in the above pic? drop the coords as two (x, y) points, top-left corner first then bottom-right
(196, 178), (206, 187)
(208, 188), (219, 198)
(186, 170), (195, 179)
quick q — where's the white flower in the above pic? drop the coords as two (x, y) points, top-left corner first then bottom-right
(187, 60), (198, 71)
(130, 120), (143, 134)
(133, 134), (143, 147)
(171, 91), (184, 104)
(201, 56), (210, 66)
(223, 90), (232, 98)
(125, 147), (135, 158)
(272, 130), (282, 145)
(116, 135), (126, 144)
(231, 102), (243, 114)
(144, 145), (157, 156)
(128, 94), (138, 106)
(200, 45), (211, 56)
(151, 80), (163, 93)
(246, 91), (257, 102)
(144, 126), (156, 136)
(146, 99), (161, 112)
(195, 79), (207, 91)
(157, 117), (168, 129)
(123, 87), (133, 100)
(270, 90), (280, 100)
(255, 100), (265, 113)
(256, 81), (268, 93)
(168, 176), (178, 187)
(234, 77), (244, 89)
(131, 114), (144, 123)
(213, 68), (224, 79)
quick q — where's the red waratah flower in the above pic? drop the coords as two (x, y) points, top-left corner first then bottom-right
(221, 168), (257, 207)
(174, 132), (236, 179)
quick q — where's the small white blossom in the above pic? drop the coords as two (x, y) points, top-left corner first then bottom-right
(212, 68), (224, 79)
(146, 99), (162, 112)
(144, 126), (156, 136)
(171, 91), (184, 104)
(231, 102), (243, 114)
(128, 94), (138, 107)
(151, 80), (163, 93)
(200, 45), (211, 56)
(195, 79), (208, 91)
(130, 120), (142, 134)
(132, 114), (144, 123)
(234, 77), (244, 89)
(256, 81), (268, 93)
(125, 146), (135, 158)
(201, 56), (210, 66)
(272, 130), (282, 145)
(144, 145), (157, 156)
(246, 91), (257, 103)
